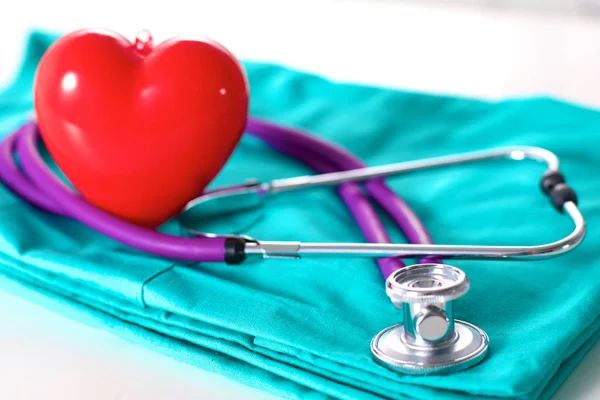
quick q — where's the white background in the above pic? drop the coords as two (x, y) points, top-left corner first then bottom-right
(0, 1), (599, 399)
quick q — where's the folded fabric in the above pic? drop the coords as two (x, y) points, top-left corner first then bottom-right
(1, 30), (599, 400)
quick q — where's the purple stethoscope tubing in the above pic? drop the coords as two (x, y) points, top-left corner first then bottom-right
(0, 119), (436, 278)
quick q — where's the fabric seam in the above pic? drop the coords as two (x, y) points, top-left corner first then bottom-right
(138, 264), (176, 307)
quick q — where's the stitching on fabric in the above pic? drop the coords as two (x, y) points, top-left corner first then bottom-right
(138, 264), (176, 308)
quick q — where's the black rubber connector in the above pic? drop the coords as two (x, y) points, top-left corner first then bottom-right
(549, 183), (578, 213)
(541, 171), (565, 195)
(224, 237), (246, 265)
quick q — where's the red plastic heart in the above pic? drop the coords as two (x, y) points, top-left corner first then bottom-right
(34, 29), (249, 228)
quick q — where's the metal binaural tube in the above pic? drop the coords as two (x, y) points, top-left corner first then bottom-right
(268, 146), (560, 193)
(243, 200), (585, 261)
(187, 128), (584, 262)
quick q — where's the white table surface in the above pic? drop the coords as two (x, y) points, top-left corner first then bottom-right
(0, 1), (599, 399)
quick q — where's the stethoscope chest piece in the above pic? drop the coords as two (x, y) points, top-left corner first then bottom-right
(371, 264), (489, 375)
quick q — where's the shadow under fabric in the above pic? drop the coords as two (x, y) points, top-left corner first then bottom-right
(1, 31), (600, 400)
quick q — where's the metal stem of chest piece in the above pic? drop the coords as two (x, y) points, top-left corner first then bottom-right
(184, 146), (586, 261)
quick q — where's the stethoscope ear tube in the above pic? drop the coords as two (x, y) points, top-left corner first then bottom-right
(187, 142), (585, 263)
(238, 199), (583, 261)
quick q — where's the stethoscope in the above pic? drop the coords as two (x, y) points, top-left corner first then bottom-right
(0, 117), (586, 375)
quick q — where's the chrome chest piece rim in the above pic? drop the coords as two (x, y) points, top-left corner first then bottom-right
(371, 264), (489, 375)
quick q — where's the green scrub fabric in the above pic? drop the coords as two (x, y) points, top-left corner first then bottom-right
(0, 31), (599, 400)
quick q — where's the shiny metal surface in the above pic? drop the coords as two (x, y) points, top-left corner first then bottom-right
(404, 302), (454, 343)
(416, 308), (451, 342)
(183, 145), (585, 261)
(268, 146), (559, 192)
(180, 180), (269, 236)
(371, 320), (489, 375)
(392, 264), (466, 344)
(386, 264), (469, 305)
(243, 201), (584, 260)
(183, 180), (269, 218)
(371, 264), (489, 374)
(186, 146), (560, 210)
